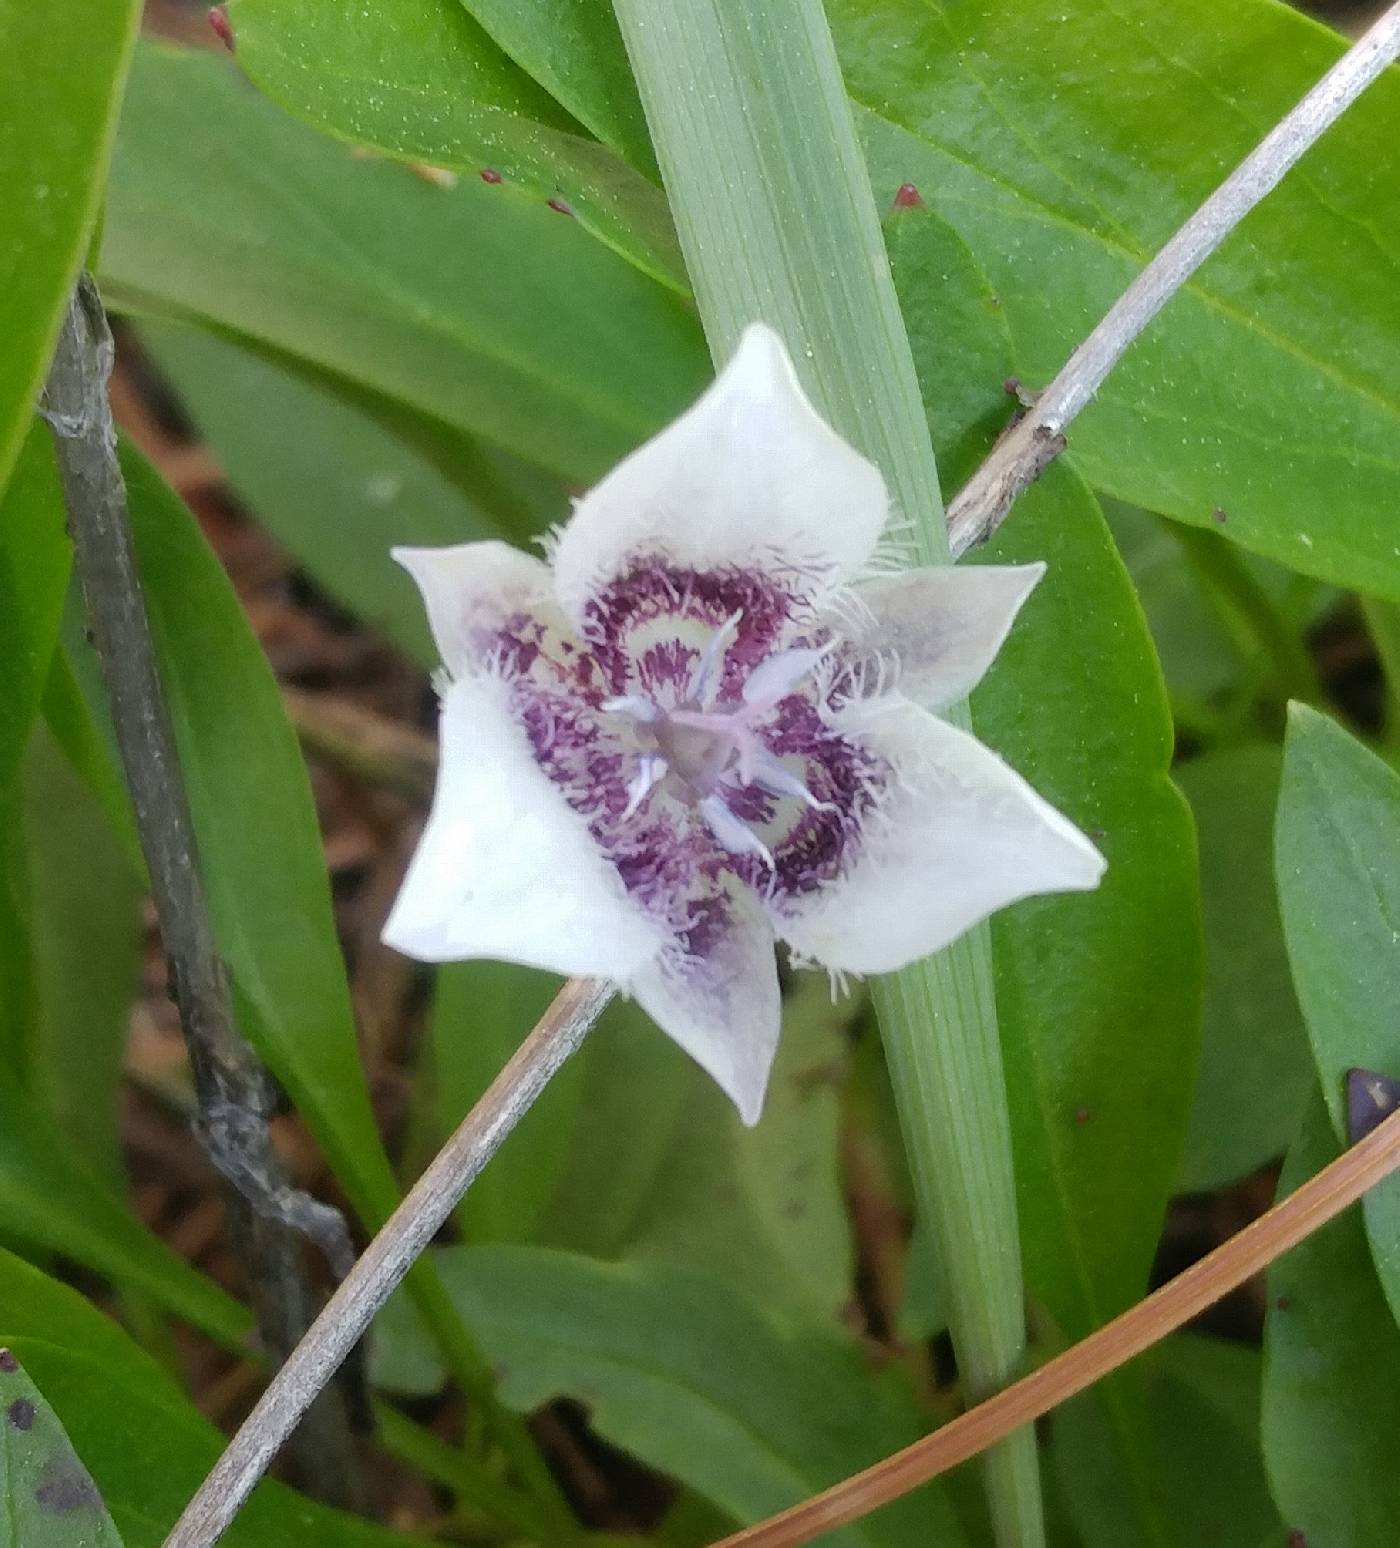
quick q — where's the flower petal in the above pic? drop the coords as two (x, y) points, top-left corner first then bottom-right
(629, 880), (782, 1126)
(393, 541), (558, 677)
(382, 675), (664, 976)
(551, 323), (888, 623)
(842, 563), (1045, 711)
(772, 701), (1105, 973)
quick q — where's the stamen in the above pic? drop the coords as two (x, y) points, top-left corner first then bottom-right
(602, 693), (660, 723)
(740, 644), (831, 709)
(748, 747), (837, 811)
(622, 753), (667, 819)
(699, 794), (774, 870)
(688, 610), (743, 707)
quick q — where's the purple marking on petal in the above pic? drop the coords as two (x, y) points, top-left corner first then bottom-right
(584, 556), (800, 697)
(480, 550), (892, 953)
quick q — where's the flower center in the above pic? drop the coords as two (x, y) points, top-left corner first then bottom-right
(601, 615), (832, 865)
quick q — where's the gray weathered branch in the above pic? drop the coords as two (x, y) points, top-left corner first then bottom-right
(160, 975), (612, 1548)
(42, 275), (358, 1504)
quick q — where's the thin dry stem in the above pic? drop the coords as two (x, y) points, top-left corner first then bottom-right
(714, 1106), (1400, 1546)
(160, 975), (613, 1548)
(43, 276), (358, 1503)
(946, 0), (1400, 557)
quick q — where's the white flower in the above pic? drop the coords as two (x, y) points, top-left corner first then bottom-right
(383, 324), (1104, 1124)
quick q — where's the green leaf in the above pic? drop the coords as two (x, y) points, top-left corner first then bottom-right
(1055, 1336), (1281, 1547)
(371, 1246), (965, 1547)
(843, 0), (1400, 598)
(1102, 504), (1248, 713)
(230, 0), (682, 289)
(136, 322), (534, 666)
(0, 1249), (437, 1548)
(434, 967), (853, 1321)
(459, 0), (655, 174)
(21, 728), (142, 1184)
(0, 0), (140, 494)
(0, 1347), (124, 1547)
(102, 43), (706, 483)
(1175, 745), (1312, 1191)
(0, 430), (72, 1071)
(0, 439), (236, 1342)
(1263, 1098), (1400, 1545)
(0, 1073), (246, 1346)
(110, 443), (402, 1228)
(0, 429), (71, 810)
(1275, 703), (1400, 1325)
(588, 975), (855, 1321)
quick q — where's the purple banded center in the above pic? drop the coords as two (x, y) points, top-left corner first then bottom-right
(496, 557), (887, 951)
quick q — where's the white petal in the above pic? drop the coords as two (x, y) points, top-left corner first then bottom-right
(551, 323), (888, 623)
(772, 701), (1105, 973)
(393, 541), (558, 677)
(382, 675), (664, 976)
(628, 882), (782, 1126)
(840, 564), (1045, 712)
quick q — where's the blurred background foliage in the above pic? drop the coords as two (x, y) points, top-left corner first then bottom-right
(2, 0), (1400, 1542)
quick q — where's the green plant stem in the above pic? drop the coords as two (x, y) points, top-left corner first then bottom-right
(610, 3), (1043, 1542)
(374, 1400), (554, 1542)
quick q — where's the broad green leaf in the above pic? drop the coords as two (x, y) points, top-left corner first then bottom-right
(434, 966), (853, 1321)
(22, 728), (141, 1185)
(230, 0), (682, 289)
(0, 1348), (124, 1547)
(843, 0), (1400, 598)
(1275, 704), (1400, 1323)
(0, 430), (73, 1068)
(0, 1249), (436, 1548)
(137, 322), (536, 666)
(341, 0), (1400, 602)
(1102, 504), (1248, 713)
(371, 1246), (964, 1547)
(0, 0), (140, 494)
(1176, 746), (1312, 1191)
(460, 0), (655, 174)
(112, 443), (402, 1228)
(0, 429), (71, 809)
(0, 1073), (245, 1346)
(1055, 1336), (1281, 1548)
(102, 44), (706, 484)
(1103, 503), (1332, 729)
(594, 975), (854, 1320)
(0, 439), (229, 1344)
(1263, 1099), (1400, 1545)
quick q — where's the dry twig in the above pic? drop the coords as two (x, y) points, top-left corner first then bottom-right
(160, 976), (613, 1548)
(43, 276), (359, 1505)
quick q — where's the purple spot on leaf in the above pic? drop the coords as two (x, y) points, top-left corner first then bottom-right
(7, 1398), (34, 1431)
(35, 1458), (101, 1515)
(0, 1349), (17, 1373)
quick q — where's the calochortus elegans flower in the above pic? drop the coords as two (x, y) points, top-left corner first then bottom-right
(383, 325), (1105, 1124)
